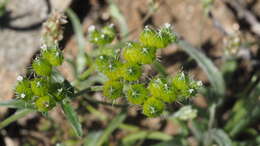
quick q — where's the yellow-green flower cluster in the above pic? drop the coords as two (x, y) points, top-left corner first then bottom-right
(14, 13), (73, 112)
(89, 23), (201, 117)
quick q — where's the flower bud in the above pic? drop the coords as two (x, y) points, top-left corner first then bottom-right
(15, 78), (33, 101)
(35, 95), (56, 112)
(126, 84), (148, 105)
(89, 24), (116, 45)
(103, 80), (123, 100)
(143, 97), (165, 117)
(148, 77), (176, 103)
(95, 55), (122, 80)
(123, 42), (156, 64)
(32, 57), (52, 76)
(31, 78), (50, 96)
(122, 63), (142, 81)
(42, 48), (64, 66)
(172, 72), (201, 99)
(140, 26), (165, 49)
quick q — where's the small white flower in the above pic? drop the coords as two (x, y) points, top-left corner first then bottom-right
(36, 81), (41, 87)
(108, 64), (113, 69)
(40, 44), (47, 51)
(21, 93), (26, 99)
(189, 89), (194, 94)
(142, 48), (148, 53)
(88, 25), (96, 32)
(109, 23), (114, 28)
(164, 23), (171, 28)
(56, 52), (60, 56)
(127, 42), (132, 47)
(17, 75), (23, 81)
(58, 88), (63, 93)
(197, 81), (203, 86)
(101, 34), (105, 38)
(128, 68), (133, 73)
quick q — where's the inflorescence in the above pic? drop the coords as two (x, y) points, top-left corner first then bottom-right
(89, 23), (203, 117)
(14, 13), (73, 112)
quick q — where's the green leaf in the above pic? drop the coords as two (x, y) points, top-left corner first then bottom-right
(96, 112), (126, 146)
(178, 40), (225, 95)
(108, 0), (128, 37)
(122, 131), (172, 145)
(0, 99), (34, 109)
(66, 8), (87, 75)
(210, 129), (232, 146)
(0, 109), (34, 129)
(151, 139), (186, 146)
(61, 100), (83, 137)
(84, 131), (103, 146)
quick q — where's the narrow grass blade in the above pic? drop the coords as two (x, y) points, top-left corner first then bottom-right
(61, 100), (83, 137)
(0, 109), (34, 129)
(210, 129), (232, 146)
(108, 0), (128, 37)
(96, 112), (126, 146)
(0, 99), (34, 109)
(122, 131), (172, 145)
(66, 8), (86, 75)
(84, 131), (103, 146)
(178, 40), (225, 96)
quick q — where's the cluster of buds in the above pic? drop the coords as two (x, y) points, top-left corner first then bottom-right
(14, 13), (73, 112)
(89, 23), (202, 117)
(41, 12), (67, 47)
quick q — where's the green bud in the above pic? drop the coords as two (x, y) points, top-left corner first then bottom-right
(31, 78), (50, 96)
(88, 24), (116, 45)
(139, 26), (165, 49)
(148, 77), (176, 103)
(35, 95), (56, 112)
(123, 42), (156, 64)
(51, 80), (74, 102)
(103, 80), (123, 100)
(172, 72), (201, 99)
(32, 57), (52, 76)
(101, 24), (116, 42)
(42, 48), (64, 66)
(126, 84), (148, 105)
(122, 63), (142, 81)
(158, 23), (177, 47)
(143, 97), (165, 117)
(15, 76), (33, 101)
(95, 55), (122, 80)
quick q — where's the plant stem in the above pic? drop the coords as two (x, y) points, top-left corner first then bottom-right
(153, 60), (168, 77)
(73, 86), (129, 108)
(0, 109), (34, 129)
(84, 96), (129, 108)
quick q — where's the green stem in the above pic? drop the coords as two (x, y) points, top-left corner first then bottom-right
(73, 86), (103, 97)
(84, 96), (129, 108)
(153, 61), (167, 77)
(0, 109), (34, 129)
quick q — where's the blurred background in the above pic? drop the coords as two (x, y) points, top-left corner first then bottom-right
(0, 0), (260, 145)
